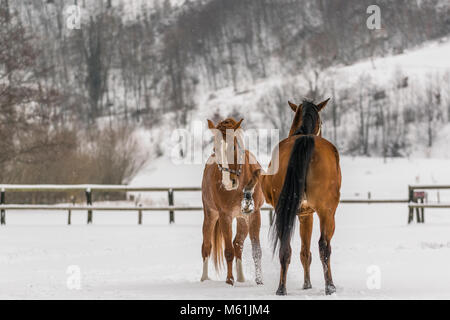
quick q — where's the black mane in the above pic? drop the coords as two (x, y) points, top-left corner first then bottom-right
(294, 100), (319, 135)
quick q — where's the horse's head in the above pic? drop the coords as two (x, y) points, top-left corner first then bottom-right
(207, 118), (244, 191)
(287, 98), (330, 137)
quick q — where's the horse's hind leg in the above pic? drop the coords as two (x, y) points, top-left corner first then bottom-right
(317, 208), (337, 295)
(233, 217), (248, 282)
(299, 210), (314, 289)
(201, 210), (218, 281)
(249, 209), (263, 285)
(276, 242), (292, 295)
(219, 214), (235, 285)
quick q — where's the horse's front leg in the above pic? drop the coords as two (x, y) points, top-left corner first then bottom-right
(219, 214), (235, 285)
(249, 209), (263, 285)
(200, 209), (218, 281)
(233, 217), (248, 282)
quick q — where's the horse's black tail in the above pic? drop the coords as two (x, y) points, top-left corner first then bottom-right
(271, 135), (315, 254)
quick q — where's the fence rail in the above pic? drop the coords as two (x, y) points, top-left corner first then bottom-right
(340, 199), (408, 203)
(0, 185), (201, 192)
(408, 203), (450, 209)
(408, 185), (450, 190)
(0, 184), (448, 225)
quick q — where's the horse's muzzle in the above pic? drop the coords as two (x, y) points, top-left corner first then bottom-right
(241, 190), (255, 215)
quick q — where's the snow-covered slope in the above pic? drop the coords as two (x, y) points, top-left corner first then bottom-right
(140, 36), (450, 162)
(198, 38), (450, 118)
(334, 38), (450, 86)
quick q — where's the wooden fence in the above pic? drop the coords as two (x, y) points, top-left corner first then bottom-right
(407, 185), (450, 223)
(0, 184), (448, 225)
(0, 185), (203, 225)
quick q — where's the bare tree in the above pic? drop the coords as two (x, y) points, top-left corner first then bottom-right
(77, 13), (117, 123)
(0, 7), (70, 170)
(260, 82), (299, 139)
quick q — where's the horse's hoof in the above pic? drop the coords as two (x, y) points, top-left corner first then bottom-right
(226, 278), (234, 286)
(200, 277), (210, 282)
(276, 286), (287, 296)
(303, 282), (312, 290)
(325, 284), (336, 295)
(255, 279), (264, 285)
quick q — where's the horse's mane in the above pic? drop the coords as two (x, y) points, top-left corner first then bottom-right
(294, 100), (319, 135)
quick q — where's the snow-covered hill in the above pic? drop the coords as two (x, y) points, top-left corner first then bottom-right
(11, 1), (450, 161)
(137, 36), (450, 164)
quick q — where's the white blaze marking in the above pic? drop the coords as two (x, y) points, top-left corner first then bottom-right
(219, 138), (234, 190)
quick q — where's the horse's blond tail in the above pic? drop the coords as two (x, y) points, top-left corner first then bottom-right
(212, 219), (224, 272)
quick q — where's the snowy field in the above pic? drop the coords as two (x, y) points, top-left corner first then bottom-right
(1, 156), (450, 299)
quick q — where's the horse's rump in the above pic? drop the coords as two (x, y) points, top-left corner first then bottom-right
(271, 135), (315, 254)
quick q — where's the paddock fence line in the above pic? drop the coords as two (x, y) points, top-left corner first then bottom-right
(0, 185), (202, 225)
(407, 184), (450, 224)
(2, 184), (447, 225)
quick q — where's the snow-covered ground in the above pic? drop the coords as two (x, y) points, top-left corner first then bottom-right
(1, 156), (450, 299)
(2, 205), (450, 299)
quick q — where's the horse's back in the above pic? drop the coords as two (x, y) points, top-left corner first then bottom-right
(262, 135), (341, 211)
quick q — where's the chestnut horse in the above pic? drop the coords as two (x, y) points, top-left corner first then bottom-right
(245, 99), (341, 295)
(201, 118), (265, 285)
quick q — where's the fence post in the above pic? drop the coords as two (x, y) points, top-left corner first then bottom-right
(67, 196), (75, 226)
(1, 188), (5, 225)
(86, 188), (93, 224)
(407, 185), (414, 224)
(421, 203), (425, 223)
(269, 209), (273, 226)
(415, 204), (421, 223)
(168, 188), (174, 224)
(418, 198), (424, 223)
(138, 205), (142, 225)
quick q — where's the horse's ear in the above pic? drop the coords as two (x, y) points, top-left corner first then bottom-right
(316, 98), (330, 111)
(288, 101), (297, 112)
(233, 118), (243, 130)
(207, 119), (215, 129)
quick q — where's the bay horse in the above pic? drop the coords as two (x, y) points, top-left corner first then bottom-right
(244, 99), (341, 295)
(201, 118), (265, 285)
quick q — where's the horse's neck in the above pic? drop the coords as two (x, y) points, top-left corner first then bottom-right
(288, 112), (302, 137)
